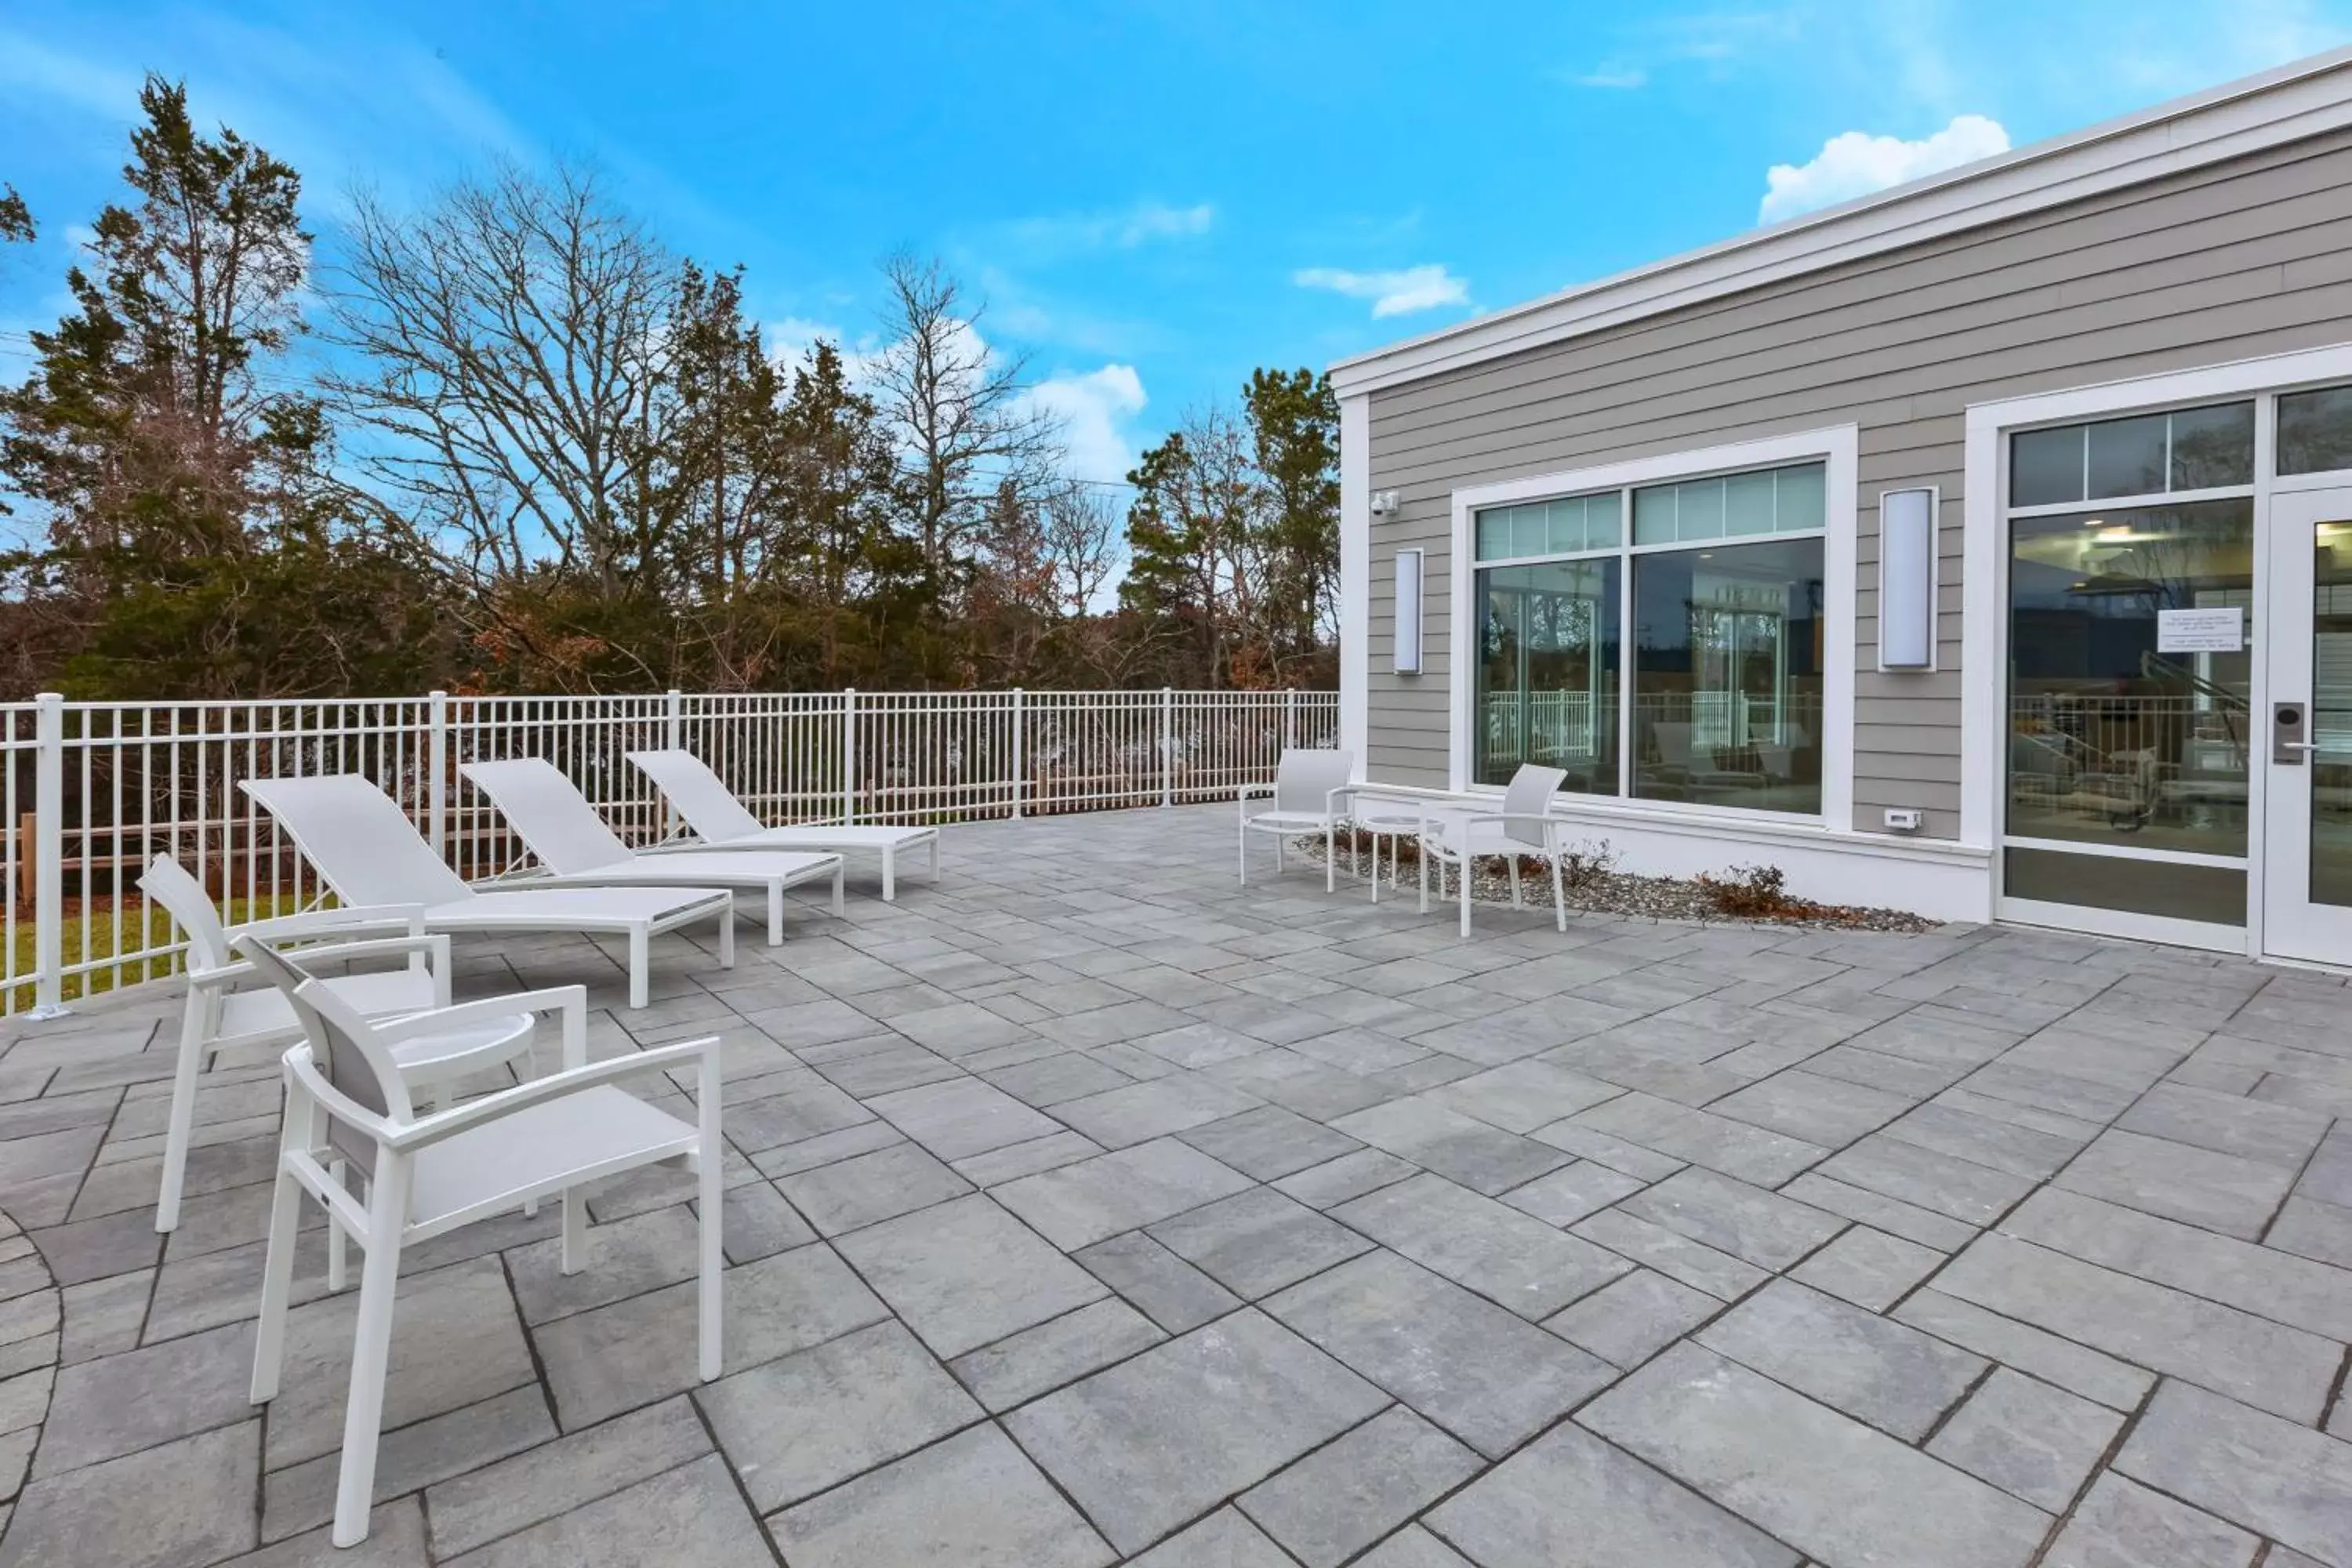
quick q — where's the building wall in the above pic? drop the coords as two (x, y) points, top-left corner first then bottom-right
(1365, 126), (2352, 837)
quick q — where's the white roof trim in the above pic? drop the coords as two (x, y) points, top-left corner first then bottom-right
(1329, 45), (2352, 397)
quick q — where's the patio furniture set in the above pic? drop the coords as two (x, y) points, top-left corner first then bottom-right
(1240, 748), (1584, 938)
(132, 751), (938, 1548)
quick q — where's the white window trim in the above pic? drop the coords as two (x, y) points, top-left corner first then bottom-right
(1960, 336), (2352, 952)
(1447, 425), (1858, 830)
(1338, 394), (1370, 779)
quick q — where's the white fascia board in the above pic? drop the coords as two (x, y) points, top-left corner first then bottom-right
(1330, 47), (2352, 397)
(1338, 394), (1370, 780)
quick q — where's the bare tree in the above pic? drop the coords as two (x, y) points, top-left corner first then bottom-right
(1042, 481), (1123, 618)
(865, 253), (1062, 577)
(324, 163), (678, 597)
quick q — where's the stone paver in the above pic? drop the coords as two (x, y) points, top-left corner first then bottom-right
(0, 804), (2342, 1567)
(1004, 1310), (1385, 1554)
(1581, 1343), (2050, 1568)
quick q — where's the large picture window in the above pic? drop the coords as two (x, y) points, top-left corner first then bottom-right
(1472, 461), (1828, 815)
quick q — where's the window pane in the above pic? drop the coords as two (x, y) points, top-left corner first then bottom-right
(2278, 387), (2352, 475)
(1774, 463), (1827, 531)
(1675, 478), (1726, 542)
(2169, 401), (2252, 488)
(1474, 561), (1621, 793)
(1585, 492), (1623, 548)
(1546, 498), (1586, 555)
(2006, 498), (2254, 861)
(1511, 506), (1547, 557)
(2013, 426), (2085, 506)
(1723, 470), (1776, 537)
(1631, 537), (1824, 815)
(1475, 509), (1510, 561)
(2085, 414), (2167, 499)
(1632, 485), (1678, 545)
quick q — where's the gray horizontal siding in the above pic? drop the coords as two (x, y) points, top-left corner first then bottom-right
(1367, 126), (2352, 837)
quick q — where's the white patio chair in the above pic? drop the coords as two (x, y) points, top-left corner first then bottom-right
(243, 953), (724, 1548)
(1236, 748), (1356, 889)
(626, 749), (941, 902)
(136, 855), (465, 1235)
(240, 775), (735, 1009)
(1419, 763), (1572, 937)
(461, 758), (844, 945)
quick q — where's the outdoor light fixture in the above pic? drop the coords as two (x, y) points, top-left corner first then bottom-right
(1393, 548), (1423, 674)
(1878, 487), (1937, 671)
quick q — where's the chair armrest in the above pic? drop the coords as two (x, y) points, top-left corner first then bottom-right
(234, 904), (427, 944)
(387, 1035), (720, 1152)
(1237, 783), (1276, 822)
(272, 934), (449, 969)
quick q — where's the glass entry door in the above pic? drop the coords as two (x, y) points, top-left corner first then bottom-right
(2261, 486), (2352, 964)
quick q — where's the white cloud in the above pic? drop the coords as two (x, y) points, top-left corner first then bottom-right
(1758, 113), (2010, 224)
(1573, 64), (1649, 89)
(1293, 263), (1469, 318)
(1024, 363), (1148, 485)
(1003, 200), (1215, 256)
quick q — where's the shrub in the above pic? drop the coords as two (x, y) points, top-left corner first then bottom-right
(1697, 862), (1809, 919)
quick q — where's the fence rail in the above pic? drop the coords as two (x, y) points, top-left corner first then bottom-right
(1, 687), (1339, 1017)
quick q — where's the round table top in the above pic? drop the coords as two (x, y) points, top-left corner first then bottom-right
(386, 1011), (536, 1077)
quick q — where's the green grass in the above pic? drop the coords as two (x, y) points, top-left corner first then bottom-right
(6, 892), (307, 1015)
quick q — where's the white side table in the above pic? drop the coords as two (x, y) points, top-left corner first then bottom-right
(1346, 795), (1432, 905)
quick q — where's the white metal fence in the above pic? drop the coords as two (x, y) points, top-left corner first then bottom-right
(1, 687), (1339, 1016)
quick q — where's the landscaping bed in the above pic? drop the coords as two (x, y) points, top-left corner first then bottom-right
(1302, 829), (1939, 933)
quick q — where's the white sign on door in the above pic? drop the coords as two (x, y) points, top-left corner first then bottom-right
(2157, 606), (2245, 653)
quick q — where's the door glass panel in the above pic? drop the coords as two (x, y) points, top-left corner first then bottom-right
(2313, 521), (2352, 907)
(2006, 499), (2255, 860)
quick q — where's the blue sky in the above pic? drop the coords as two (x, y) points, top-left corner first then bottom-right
(3, 1), (2348, 488)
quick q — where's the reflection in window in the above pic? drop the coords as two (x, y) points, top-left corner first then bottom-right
(2278, 387), (2352, 476)
(2009, 403), (2254, 506)
(1473, 560), (1620, 793)
(1631, 538), (1824, 813)
(2006, 499), (2255, 864)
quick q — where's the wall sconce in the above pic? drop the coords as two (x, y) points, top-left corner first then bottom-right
(1878, 488), (1937, 671)
(1393, 548), (1423, 674)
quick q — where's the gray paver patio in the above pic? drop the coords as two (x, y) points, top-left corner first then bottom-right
(0, 800), (2347, 1565)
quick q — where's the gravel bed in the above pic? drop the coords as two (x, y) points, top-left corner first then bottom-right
(1300, 835), (1939, 933)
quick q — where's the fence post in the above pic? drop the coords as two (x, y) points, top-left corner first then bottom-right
(28, 693), (67, 1019)
(1009, 688), (1025, 820)
(662, 688), (684, 840)
(426, 690), (450, 859)
(1160, 688), (1174, 808)
(840, 688), (858, 824)
(1284, 688), (1298, 750)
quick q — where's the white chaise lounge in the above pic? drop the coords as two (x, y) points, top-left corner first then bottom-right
(240, 774), (735, 1008)
(461, 758), (845, 946)
(627, 748), (940, 901)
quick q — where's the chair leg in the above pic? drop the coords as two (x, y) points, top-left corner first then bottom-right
(561, 1185), (585, 1275)
(929, 834), (941, 880)
(1325, 823), (1335, 894)
(830, 863), (845, 918)
(155, 1000), (209, 1233)
(882, 846), (895, 903)
(716, 902), (735, 971)
(1508, 857), (1523, 909)
(767, 882), (785, 947)
(1551, 852), (1568, 932)
(250, 1097), (310, 1404)
(331, 1156), (412, 1550)
(696, 1047), (724, 1382)
(1418, 844), (1430, 914)
(1460, 857), (1474, 938)
(628, 926), (651, 1010)
(1236, 822), (1247, 886)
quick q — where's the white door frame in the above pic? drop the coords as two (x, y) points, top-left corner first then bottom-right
(2260, 484), (2352, 964)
